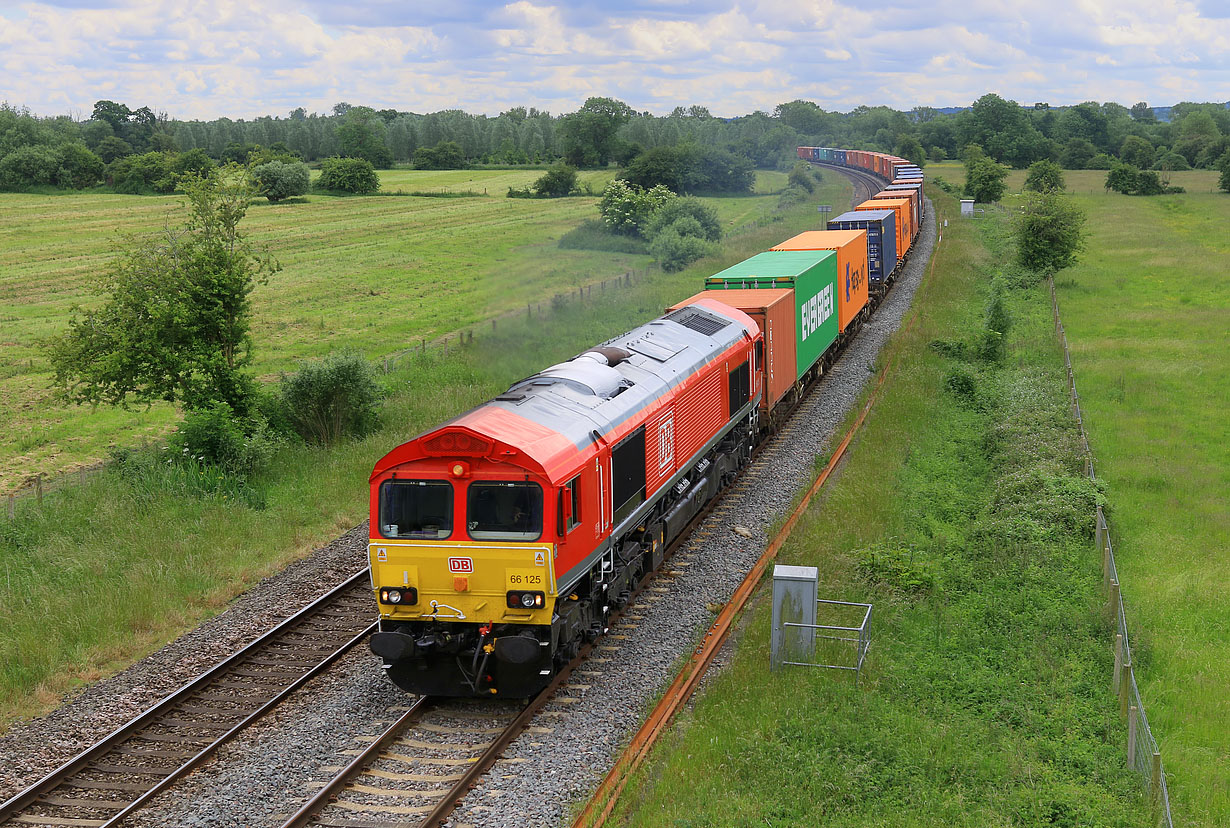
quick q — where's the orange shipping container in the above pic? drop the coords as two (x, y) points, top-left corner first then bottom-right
(872, 188), (921, 226)
(769, 230), (868, 332)
(669, 288), (796, 411)
(856, 197), (911, 260)
(861, 196), (910, 254)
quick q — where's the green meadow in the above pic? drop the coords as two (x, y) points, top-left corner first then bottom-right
(0, 168), (798, 492)
(608, 189), (1152, 827)
(927, 161), (1227, 822)
(0, 167), (844, 725)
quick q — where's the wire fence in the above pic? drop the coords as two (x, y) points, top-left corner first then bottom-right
(1048, 276), (1173, 826)
(4, 267), (656, 514)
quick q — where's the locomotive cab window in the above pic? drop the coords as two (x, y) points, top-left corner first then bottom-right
(559, 476), (581, 535)
(379, 480), (453, 539)
(468, 482), (543, 541)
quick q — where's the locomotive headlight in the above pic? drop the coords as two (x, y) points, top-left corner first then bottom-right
(379, 587), (418, 606)
(506, 590), (545, 609)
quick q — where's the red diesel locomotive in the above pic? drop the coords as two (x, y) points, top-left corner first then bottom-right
(368, 147), (920, 697)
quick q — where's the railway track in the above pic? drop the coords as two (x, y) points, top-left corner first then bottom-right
(0, 571), (376, 828)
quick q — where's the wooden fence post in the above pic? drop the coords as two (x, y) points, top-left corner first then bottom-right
(1095, 507), (1105, 556)
(1113, 633), (1124, 694)
(1103, 542), (1112, 592)
(1127, 705), (1138, 767)
(1109, 581), (1120, 625)
(1151, 752), (1162, 800)
(1120, 660), (1133, 717)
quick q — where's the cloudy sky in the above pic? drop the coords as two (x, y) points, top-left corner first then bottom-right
(1, 0), (1228, 120)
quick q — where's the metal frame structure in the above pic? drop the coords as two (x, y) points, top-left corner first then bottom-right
(779, 599), (873, 685)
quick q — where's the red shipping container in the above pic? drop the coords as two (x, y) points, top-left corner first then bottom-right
(668, 288), (795, 411)
(769, 230), (869, 332)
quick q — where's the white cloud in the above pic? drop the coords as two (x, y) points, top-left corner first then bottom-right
(0, 0), (1227, 119)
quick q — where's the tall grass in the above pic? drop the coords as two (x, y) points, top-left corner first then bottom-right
(606, 192), (1149, 827)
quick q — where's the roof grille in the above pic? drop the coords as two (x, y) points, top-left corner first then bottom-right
(664, 308), (730, 337)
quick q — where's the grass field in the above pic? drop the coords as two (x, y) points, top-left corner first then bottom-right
(927, 161), (1228, 824)
(605, 191), (1151, 827)
(0, 168), (795, 492)
(0, 168), (848, 726)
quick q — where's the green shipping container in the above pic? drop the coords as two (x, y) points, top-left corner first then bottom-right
(704, 250), (838, 381)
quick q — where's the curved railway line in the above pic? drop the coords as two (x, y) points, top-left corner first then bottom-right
(2, 163), (912, 828)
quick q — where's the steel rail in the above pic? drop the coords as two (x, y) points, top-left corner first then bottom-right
(0, 567), (376, 828)
(572, 171), (939, 828)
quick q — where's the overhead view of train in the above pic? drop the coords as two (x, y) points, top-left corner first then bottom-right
(367, 148), (925, 697)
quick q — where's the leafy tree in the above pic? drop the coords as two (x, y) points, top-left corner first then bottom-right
(91, 100), (132, 132)
(46, 169), (280, 413)
(895, 133), (926, 167)
(599, 180), (675, 236)
(532, 162), (578, 197)
(1023, 159), (1064, 193)
(336, 106), (393, 168)
(107, 151), (177, 194)
(964, 157), (1008, 202)
(317, 156), (379, 193)
(95, 135), (133, 163)
(1059, 138), (1097, 170)
(645, 197), (722, 243)
(1016, 190), (1086, 273)
(774, 100), (830, 135)
(1119, 135), (1155, 168)
(1085, 153), (1115, 170)
(172, 148), (216, 180)
(559, 97), (634, 167)
(1218, 151), (1230, 194)
(1157, 150), (1190, 172)
(959, 94), (1049, 167)
(1130, 102), (1154, 122)
(253, 160), (310, 202)
(1173, 111), (1219, 165)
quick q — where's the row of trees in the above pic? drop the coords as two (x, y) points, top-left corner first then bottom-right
(6, 94), (1228, 192)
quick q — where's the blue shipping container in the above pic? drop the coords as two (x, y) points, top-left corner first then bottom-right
(827, 209), (897, 286)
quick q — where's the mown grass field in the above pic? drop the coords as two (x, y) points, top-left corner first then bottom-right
(0, 168), (846, 726)
(0, 168), (795, 492)
(928, 161), (1227, 824)
(605, 191), (1152, 827)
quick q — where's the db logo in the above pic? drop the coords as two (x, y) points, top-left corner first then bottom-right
(448, 557), (474, 574)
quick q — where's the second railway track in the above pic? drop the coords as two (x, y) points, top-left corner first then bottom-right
(0, 571), (376, 828)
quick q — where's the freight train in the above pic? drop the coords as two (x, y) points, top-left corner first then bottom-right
(367, 148), (924, 697)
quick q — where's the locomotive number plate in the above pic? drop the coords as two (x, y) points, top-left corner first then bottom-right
(506, 569), (546, 589)
(448, 557), (474, 574)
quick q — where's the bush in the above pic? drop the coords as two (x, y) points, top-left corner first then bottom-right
(621, 143), (754, 194)
(317, 156), (380, 194)
(1156, 150), (1190, 171)
(55, 143), (105, 189)
(169, 401), (278, 476)
(532, 162), (578, 197)
(0, 145), (59, 190)
(172, 148), (216, 180)
(1134, 170), (1164, 196)
(107, 151), (177, 194)
(1105, 162), (1138, 194)
(280, 350), (383, 445)
(964, 157), (1008, 202)
(599, 179), (675, 236)
(1016, 190), (1086, 273)
(787, 162), (816, 193)
(644, 197), (722, 242)
(648, 227), (716, 273)
(777, 185), (808, 208)
(1085, 153), (1114, 170)
(1219, 151), (1230, 194)
(412, 141), (467, 170)
(253, 160), (310, 202)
